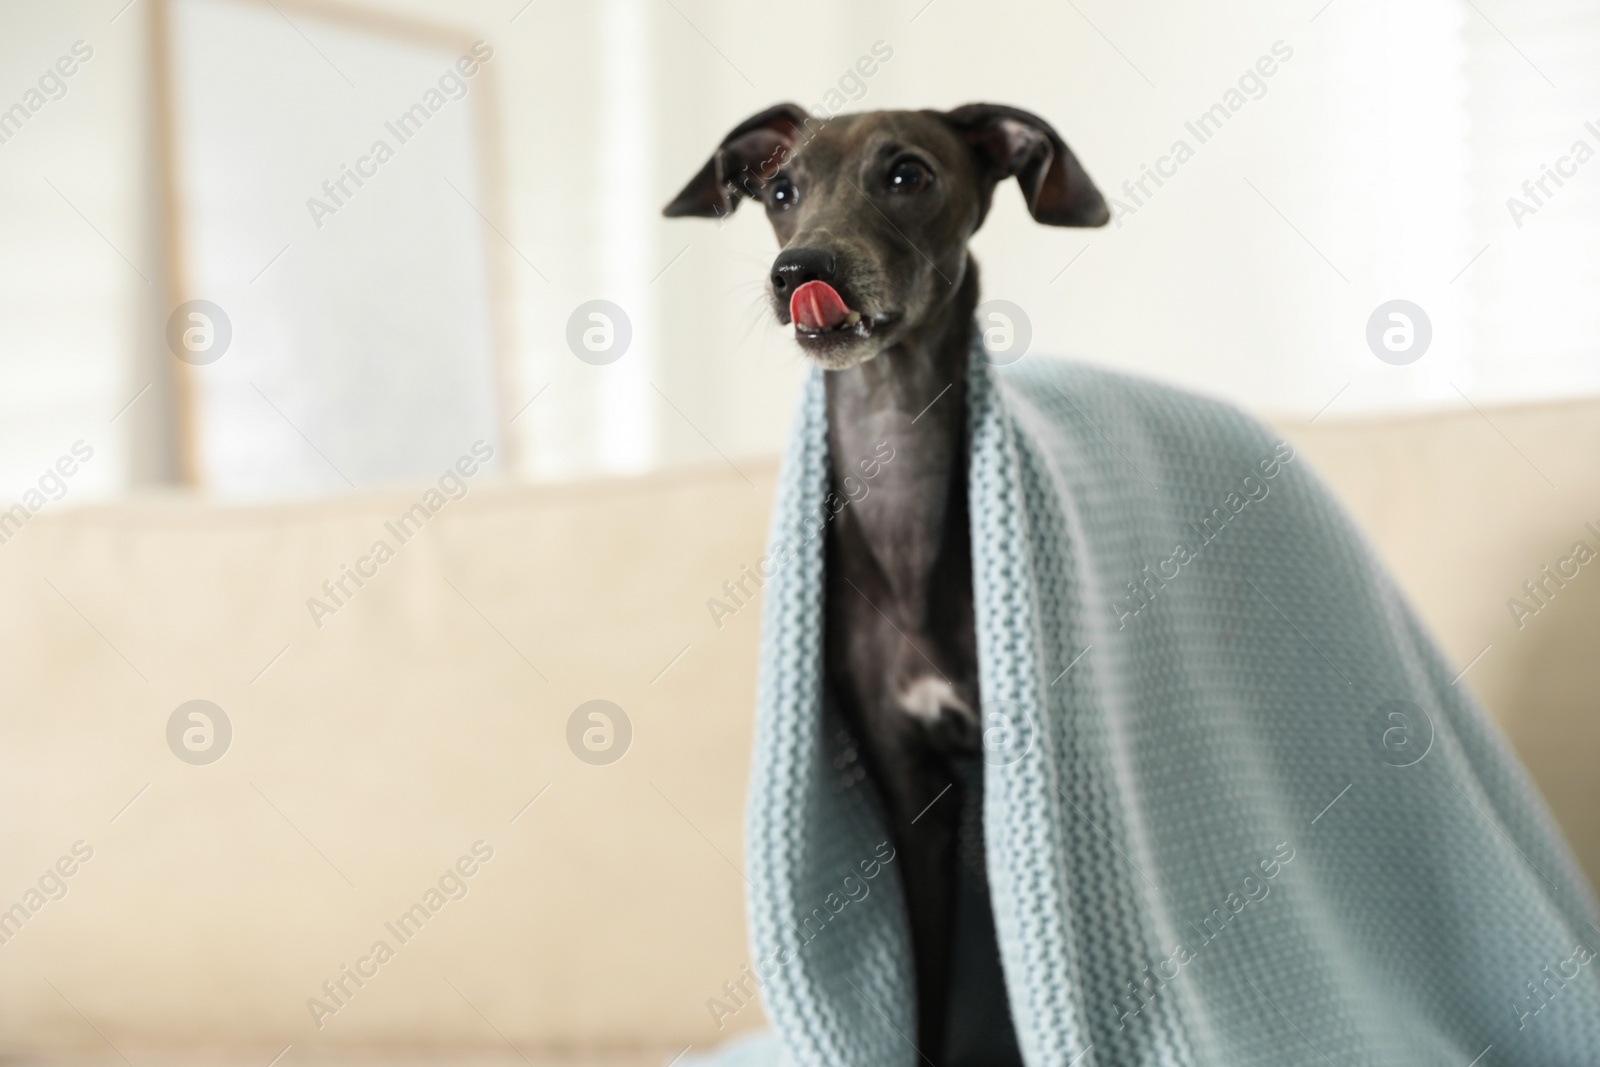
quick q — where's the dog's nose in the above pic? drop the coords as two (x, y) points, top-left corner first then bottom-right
(771, 247), (837, 294)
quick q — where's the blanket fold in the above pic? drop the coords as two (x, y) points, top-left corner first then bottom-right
(712, 342), (1600, 1067)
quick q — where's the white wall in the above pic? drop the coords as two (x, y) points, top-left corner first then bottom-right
(0, 1), (156, 500)
(1, 0), (1597, 501)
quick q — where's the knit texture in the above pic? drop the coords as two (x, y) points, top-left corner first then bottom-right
(700, 344), (1600, 1067)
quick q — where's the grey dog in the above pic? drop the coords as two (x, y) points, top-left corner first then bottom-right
(667, 103), (1108, 1064)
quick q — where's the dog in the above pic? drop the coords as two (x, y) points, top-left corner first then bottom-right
(666, 104), (1107, 1065)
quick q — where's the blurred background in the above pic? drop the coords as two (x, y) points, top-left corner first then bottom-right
(0, 0), (1597, 1063)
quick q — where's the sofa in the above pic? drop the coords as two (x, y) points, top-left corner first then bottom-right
(1, 390), (1595, 1063)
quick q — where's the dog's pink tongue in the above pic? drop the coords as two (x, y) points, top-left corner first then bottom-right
(790, 280), (851, 331)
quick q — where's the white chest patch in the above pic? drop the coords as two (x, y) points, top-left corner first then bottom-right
(898, 676), (976, 725)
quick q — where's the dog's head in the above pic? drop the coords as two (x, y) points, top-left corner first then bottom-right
(664, 104), (1107, 369)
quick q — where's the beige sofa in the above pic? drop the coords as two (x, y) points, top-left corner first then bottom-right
(1, 394), (1596, 1064)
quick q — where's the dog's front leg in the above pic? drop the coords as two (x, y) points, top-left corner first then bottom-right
(872, 743), (962, 1061)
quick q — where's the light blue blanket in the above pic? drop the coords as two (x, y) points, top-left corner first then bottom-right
(707, 345), (1600, 1067)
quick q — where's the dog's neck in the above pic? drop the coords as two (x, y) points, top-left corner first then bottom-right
(824, 261), (979, 622)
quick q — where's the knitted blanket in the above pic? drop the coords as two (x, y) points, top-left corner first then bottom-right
(702, 345), (1600, 1067)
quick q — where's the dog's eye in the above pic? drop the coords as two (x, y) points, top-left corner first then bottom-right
(768, 177), (800, 210)
(888, 159), (933, 194)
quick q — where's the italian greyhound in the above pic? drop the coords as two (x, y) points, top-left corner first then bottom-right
(665, 104), (1107, 1064)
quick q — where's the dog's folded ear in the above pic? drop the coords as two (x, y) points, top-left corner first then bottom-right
(942, 103), (1109, 227)
(663, 103), (813, 219)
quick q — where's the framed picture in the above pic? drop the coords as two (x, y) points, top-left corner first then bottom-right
(153, 0), (518, 495)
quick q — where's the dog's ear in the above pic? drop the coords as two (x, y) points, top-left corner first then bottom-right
(942, 103), (1108, 227)
(663, 103), (812, 219)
